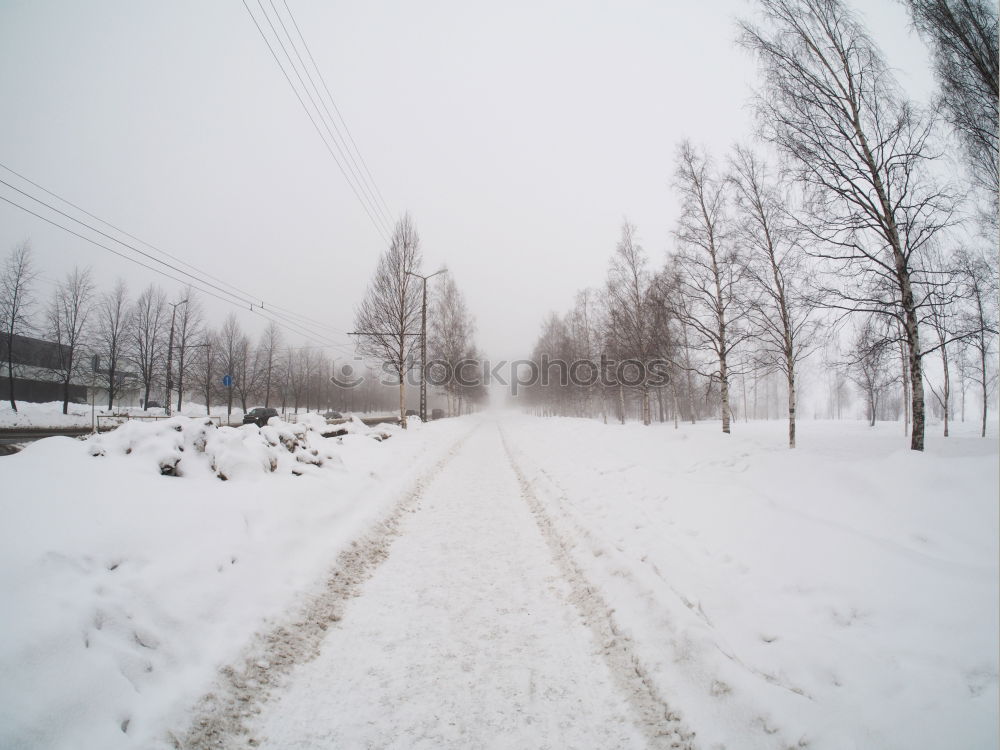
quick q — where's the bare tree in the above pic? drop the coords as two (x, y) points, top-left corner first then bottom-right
(730, 146), (818, 447)
(257, 320), (283, 408)
(95, 279), (131, 410)
(354, 214), (423, 427)
(194, 329), (219, 415)
(130, 285), (168, 411)
(954, 247), (998, 436)
(846, 317), (899, 426)
(650, 271), (685, 428)
(429, 274), (476, 417)
(233, 337), (261, 413)
(673, 140), (748, 434)
(605, 221), (657, 425)
(283, 345), (302, 413)
(172, 289), (203, 412)
(0, 241), (37, 411)
(901, 0), (999, 222)
(741, 0), (957, 451)
(46, 267), (95, 414)
(218, 313), (245, 419)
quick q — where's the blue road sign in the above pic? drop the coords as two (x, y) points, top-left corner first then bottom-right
(222, 374), (233, 387)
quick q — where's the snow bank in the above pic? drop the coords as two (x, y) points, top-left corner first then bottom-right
(503, 417), (999, 750)
(0, 415), (467, 750)
(0, 400), (100, 429)
(83, 414), (406, 480)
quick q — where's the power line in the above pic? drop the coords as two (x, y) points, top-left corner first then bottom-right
(242, 0), (392, 244)
(281, 0), (393, 222)
(0, 162), (352, 340)
(266, 0), (393, 232)
(0, 189), (356, 356)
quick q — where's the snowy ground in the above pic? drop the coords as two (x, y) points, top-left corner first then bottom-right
(0, 413), (996, 749)
(0, 413), (469, 749)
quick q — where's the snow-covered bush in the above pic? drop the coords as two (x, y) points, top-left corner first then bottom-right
(87, 415), (369, 480)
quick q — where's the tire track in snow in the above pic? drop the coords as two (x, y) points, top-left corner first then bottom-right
(499, 425), (698, 750)
(171, 426), (476, 750)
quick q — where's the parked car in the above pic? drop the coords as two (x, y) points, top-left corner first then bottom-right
(243, 407), (278, 427)
(323, 410), (343, 420)
(431, 408), (445, 420)
(405, 409), (418, 417)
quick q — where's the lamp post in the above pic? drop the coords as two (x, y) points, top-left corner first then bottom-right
(405, 268), (447, 422)
(164, 299), (188, 416)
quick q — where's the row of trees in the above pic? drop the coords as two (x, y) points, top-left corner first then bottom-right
(524, 0), (998, 450)
(0, 242), (409, 417)
(1, 219), (486, 424)
(353, 214), (486, 427)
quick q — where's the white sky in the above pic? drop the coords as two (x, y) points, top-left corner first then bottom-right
(0, 0), (934, 364)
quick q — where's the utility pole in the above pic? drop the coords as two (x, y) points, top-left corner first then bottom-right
(164, 298), (188, 417)
(406, 268), (447, 422)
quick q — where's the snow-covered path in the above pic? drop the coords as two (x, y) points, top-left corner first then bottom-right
(238, 421), (667, 749)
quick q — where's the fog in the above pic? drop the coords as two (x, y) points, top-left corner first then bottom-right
(0, 0), (932, 366)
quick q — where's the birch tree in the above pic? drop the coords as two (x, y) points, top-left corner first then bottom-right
(901, 0), (999, 223)
(673, 140), (748, 434)
(847, 317), (898, 426)
(955, 247), (998, 436)
(730, 146), (817, 447)
(741, 0), (957, 451)
(605, 221), (656, 425)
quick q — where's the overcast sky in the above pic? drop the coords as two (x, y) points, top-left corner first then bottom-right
(0, 0), (934, 366)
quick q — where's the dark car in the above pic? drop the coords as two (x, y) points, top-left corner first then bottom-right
(323, 411), (343, 420)
(431, 408), (445, 420)
(405, 409), (418, 417)
(243, 407), (279, 427)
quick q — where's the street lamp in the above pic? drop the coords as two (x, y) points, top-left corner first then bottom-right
(164, 298), (188, 416)
(406, 268), (447, 422)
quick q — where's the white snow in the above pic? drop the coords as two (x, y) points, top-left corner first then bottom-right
(0, 414), (466, 750)
(247, 425), (651, 749)
(0, 414), (996, 749)
(502, 416), (999, 750)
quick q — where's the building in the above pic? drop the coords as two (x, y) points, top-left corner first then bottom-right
(0, 333), (139, 407)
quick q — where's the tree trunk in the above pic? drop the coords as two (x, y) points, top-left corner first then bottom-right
(399, 376), (406, 428)
(176, 353), (185, 412)
(618, 383), (625, 425)
(787, 362), (796, 449)
(6, 349), (15, 412)
(980, 344), (988, 438)
(940, 341), (950, 437)
(903, 303), (925, 451)
(719, 356), (731, 434)
(107, 361), (116, 410)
